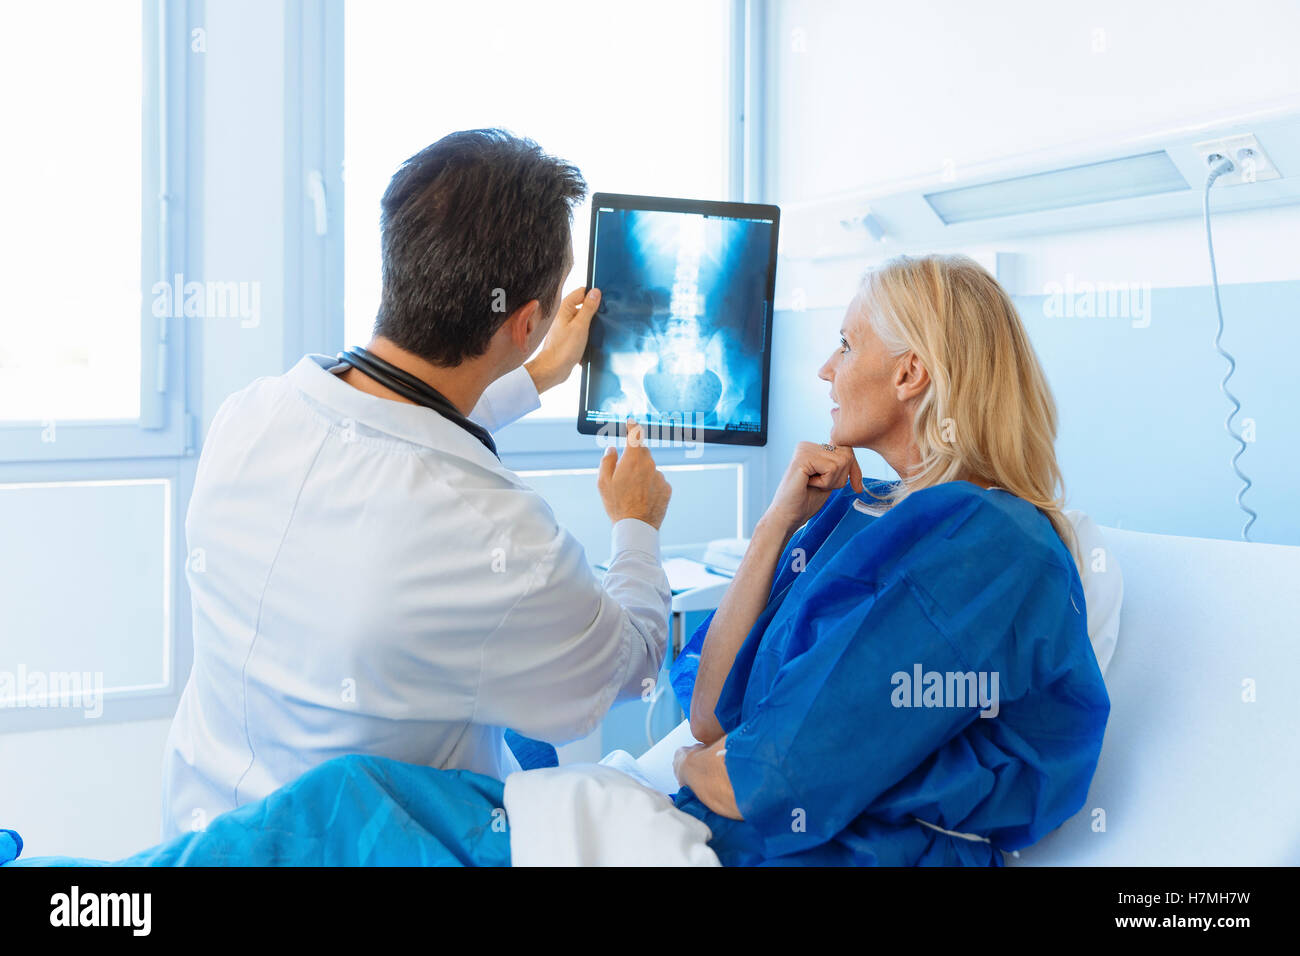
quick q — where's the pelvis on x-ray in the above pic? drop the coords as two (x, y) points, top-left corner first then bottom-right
(604, 322), (749, 423)
(644, 365), (723, 418)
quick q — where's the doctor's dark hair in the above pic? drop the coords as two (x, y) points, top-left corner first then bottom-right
(373, 129), (586, 366)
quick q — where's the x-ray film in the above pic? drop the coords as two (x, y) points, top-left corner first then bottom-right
(577, 194), (779, 446)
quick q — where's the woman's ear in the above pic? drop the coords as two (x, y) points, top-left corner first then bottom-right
(894, 351), (930, 401)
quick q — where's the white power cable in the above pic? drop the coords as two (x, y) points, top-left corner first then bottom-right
(645, 679), (668, 748)
(1202, 154), (1258, 542)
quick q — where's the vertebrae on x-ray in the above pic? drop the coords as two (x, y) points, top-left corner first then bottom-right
(638, 216), (725, 420)
(663, 216), (706, 376)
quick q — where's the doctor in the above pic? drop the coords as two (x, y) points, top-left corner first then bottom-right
(161, 129), (673, 839)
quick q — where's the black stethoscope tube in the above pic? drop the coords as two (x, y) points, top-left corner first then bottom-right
(335, 346), (499, 458)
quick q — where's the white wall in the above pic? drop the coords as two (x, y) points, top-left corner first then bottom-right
(770, 0), (1300, 202)
(0, 719), (172, 860)
(0, 0), (290, 862)
(764, 0), (1300, 494)
(198, 0), (288, 433)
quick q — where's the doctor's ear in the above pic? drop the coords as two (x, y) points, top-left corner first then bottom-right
(501, 299), (542, 350)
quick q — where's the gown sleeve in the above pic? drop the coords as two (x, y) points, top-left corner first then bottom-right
(668, 485), (858, 714)
(718, 486), (1107, 861)
(863, 557), (1110, 853)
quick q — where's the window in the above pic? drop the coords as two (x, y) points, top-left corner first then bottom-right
(0, 0), (191, 464)
(343, 0), (733, 419)
(0, 2), (143, 423)
(0, 0), (195, 731)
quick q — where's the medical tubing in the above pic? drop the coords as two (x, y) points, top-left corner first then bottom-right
(645, 678), (667, 748)
(1202, 156), (1258, 542)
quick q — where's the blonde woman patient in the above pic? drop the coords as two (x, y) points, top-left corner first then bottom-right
(667, 253), (1112, 866)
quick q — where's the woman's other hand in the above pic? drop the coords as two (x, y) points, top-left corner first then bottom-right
(674, 738), (743, 820)
(764, 441), (864, 533)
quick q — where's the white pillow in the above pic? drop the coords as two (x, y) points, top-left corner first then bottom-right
(1064, 509), (1123, 677)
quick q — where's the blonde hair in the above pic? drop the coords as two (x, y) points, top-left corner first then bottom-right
(855, 253), (1079, 570)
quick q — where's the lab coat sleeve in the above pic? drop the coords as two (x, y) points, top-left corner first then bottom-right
(472, 517), (671, 744)
(467, 365), (542, 433)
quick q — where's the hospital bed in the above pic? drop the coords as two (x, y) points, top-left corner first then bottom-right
(6, 525), (1295, 867)
(573, 519), (1300, 865)
(1009, 526), (1300, 866)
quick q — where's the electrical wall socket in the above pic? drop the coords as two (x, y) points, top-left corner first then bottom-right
(1193, 133), (1281, 186)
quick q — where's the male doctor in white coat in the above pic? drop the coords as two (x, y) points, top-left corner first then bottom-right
(161, 129), (673, 838)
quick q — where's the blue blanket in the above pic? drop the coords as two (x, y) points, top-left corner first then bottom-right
(2, 754), (511, 867)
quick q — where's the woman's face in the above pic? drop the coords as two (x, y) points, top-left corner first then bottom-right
(817, 300), (911, 451)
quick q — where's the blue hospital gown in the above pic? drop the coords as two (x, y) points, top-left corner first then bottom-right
(669, 479), (1110, 866)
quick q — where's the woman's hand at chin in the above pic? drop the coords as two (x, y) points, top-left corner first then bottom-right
(689, 441), (862, 743)
(762, 441), (864, 534)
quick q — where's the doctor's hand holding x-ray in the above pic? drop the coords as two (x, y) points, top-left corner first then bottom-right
(523, 285), (602, 393)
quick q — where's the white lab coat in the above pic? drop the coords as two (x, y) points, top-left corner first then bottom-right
(160, 355), (670, 840)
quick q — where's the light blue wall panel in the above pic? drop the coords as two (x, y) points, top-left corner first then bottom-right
(0, 480), (170, 704)
(1016, 280), (1299, 544)
(519, 462), (744, 564)
(763, 280), (1300, 545)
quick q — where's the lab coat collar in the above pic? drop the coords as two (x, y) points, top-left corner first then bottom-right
(288, 353), (506, 473)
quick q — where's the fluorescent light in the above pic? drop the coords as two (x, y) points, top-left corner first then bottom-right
(924, 150), (1190, 225)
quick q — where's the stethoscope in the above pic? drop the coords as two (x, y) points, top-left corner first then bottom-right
(334, 346), (498, 458)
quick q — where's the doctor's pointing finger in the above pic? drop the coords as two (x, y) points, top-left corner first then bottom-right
(598, 418), (672, 530)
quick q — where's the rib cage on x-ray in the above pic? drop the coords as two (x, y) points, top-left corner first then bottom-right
(586, 208), (770, 431)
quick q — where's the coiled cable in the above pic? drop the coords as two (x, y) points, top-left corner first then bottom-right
(1202, 154), (1258, 542)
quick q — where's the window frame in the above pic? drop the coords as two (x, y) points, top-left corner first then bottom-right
(284, 0), (345, 361)
(0, 0), (198, 464)
(0, 0), (772, 734)
(291, 0), (775, 520)
(479, 0), (773, 531)
(0, 0), (203, 733)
